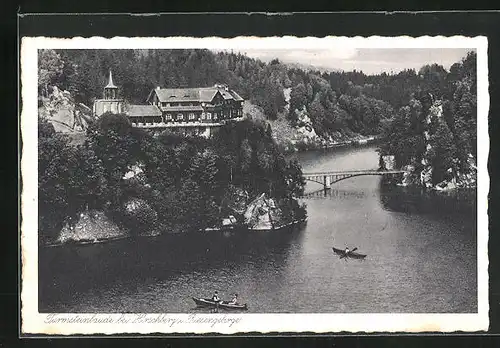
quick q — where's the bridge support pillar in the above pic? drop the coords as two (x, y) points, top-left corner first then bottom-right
(323, 175), (331, 191)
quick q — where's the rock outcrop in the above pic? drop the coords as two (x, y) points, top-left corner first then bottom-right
(243, 193), (283, 230)
(58, 210), (125, 243)
(38, 86), (94, 141)
(244, 99), (371, 154)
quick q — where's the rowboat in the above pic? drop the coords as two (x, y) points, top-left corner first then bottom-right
(192, 297), (248, 310)
(332, 246), (367, 259)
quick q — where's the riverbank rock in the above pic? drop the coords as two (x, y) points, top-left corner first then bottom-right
(38, 86), (94, 144)
(244, 193), (283, 230)
(435, 155), (477, 191)
(58, 210), (126, 243)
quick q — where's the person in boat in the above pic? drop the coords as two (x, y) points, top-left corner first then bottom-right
(230, 293), (239, 305)
(344, 247), (350, 255)
(212, 291), (221, 303)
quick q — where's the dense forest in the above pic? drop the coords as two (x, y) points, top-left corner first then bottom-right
(378, 52), (477, 187)
(38, 114), (306, 243)
(37, 48), (477, 242)
(39, 49), (476, 142)
(38, 49), (397, 137)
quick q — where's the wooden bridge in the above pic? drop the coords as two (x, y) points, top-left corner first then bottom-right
(302, 169), (406, 191)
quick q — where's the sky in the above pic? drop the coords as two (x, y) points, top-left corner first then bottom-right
(224, 48), (474, 75)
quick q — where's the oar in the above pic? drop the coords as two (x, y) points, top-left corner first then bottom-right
(340, 247), (358, 260)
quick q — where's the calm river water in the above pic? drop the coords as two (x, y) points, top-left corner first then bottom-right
(39, 145), (477, 313)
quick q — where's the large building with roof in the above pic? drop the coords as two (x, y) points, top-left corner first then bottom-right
(93, 71), (245, 137)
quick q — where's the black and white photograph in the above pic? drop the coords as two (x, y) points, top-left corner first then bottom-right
(21, 36), (489, 334)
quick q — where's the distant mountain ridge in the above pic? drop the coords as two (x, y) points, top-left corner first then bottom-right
(286, 62), (340, 74)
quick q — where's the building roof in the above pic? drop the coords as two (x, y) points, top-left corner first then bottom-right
(151, 85), (244, 103)
(229, 90), (244, 101)
(126, 104), (162, 117)
(105, 70), (117, 89)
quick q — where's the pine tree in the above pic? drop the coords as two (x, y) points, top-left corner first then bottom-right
(429, 119), (457, 185)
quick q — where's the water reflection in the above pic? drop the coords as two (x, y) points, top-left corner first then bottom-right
(39, 224), (306, 312)
(303, 188), (368, 200)
(379, 180), (477, 217)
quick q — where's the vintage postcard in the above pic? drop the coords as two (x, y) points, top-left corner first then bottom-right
(21, 36), (489, 335)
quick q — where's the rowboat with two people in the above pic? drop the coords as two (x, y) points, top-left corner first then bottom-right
(192, 291), (248, 310)
(332, 246), (367, 260)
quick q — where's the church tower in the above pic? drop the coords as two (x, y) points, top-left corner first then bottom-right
(93, 70), (124, 117)
(104, 70), (118, 100)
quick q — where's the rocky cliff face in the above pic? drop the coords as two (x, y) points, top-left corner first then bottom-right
(244, 98), (366, 154)
(390, 100), (477, 191)
(58, 210), (125, 244)
(243, 193), (283, 230)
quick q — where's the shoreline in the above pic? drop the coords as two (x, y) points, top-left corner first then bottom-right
(282, 134), (382, 154)
(41, 218), (309, 249)
(202, 217), (308, 233)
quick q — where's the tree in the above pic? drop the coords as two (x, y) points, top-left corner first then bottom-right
(38, 120), (106, 242)
(38, 50), (64, 97)
(428, 120), (457, 185)
(189, 149), (221, 197)
(84, 113), (145, 213)
(70, 142), (108, 212)
(283, 159), (306, 198)
(289, 83), (308, 114)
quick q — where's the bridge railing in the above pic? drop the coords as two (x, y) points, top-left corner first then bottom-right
(302, 169), (407, 176)
(301, 169), (407, 190)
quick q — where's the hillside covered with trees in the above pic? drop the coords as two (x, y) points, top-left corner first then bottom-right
(36, 49), (395, 147)
(39, 49), (476, 154)
(38, 114), (306, 244)
(379, 52), (477, 189)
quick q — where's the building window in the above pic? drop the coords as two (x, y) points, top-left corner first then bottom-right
(177, 113), (184, 120)
(207, 112), (212, 120)
(201, 113), (205, 120)
(214, 113), (218, 120)
(165, 113), (172, 121)
(188, 113), (195, 120)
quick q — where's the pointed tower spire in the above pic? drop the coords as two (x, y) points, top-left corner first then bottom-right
(105, 70), (117, 89)
(104, 70), (118, 100)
